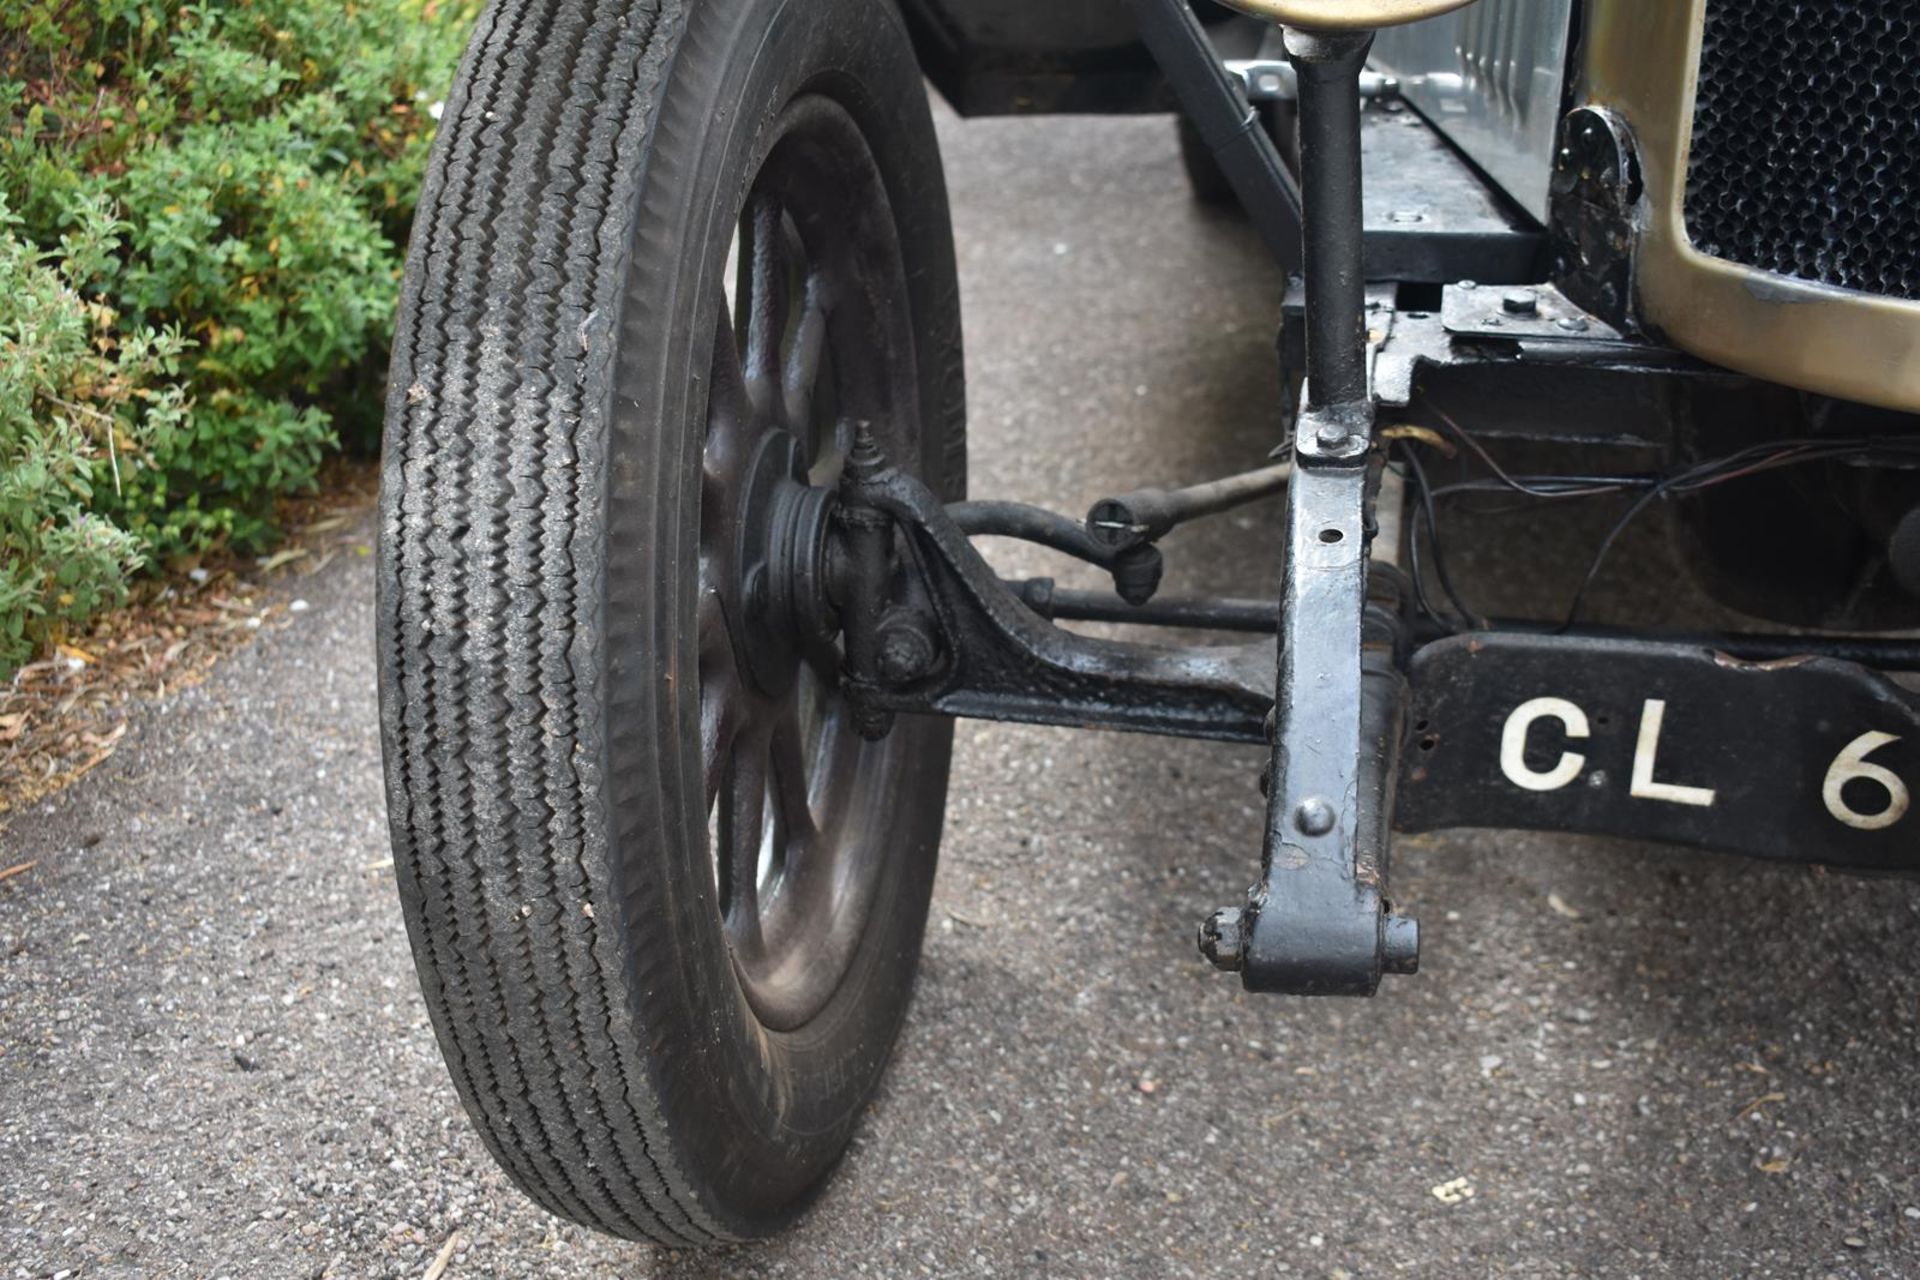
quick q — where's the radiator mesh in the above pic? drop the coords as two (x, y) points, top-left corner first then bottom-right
(1686, 1), (1920, 300)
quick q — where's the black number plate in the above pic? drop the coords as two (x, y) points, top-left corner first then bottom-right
(1397, 633), (1920, 872)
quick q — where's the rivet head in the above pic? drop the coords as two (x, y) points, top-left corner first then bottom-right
(1555, 315), (1591, 333)
(1314, 420), (1351, 450)
(1293, 796), (1337, 836)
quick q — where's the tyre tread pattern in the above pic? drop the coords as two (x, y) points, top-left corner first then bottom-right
(377, 0), (727, 1245)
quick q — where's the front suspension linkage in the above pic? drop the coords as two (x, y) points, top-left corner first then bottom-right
(807, 2), (1920, 1000)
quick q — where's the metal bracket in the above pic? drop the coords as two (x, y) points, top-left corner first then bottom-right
(1224, 59), (1401, 102)
(837, 445), (1275, 744)
(1440, 280), (1622, 342)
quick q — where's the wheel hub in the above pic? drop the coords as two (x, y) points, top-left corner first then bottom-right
(730, 429), (840, 699)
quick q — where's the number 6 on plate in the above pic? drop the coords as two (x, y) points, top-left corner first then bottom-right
(1822, 732), (1910, 831)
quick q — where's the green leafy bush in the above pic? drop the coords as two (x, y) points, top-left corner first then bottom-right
(0, 0), (474, 673)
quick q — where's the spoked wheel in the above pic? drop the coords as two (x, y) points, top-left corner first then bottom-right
(700, 97), (924, 1032)
(378, 0), (963, 1245)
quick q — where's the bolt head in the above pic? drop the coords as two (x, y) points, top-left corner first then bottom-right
(1293, 796), (1337, 836)
(1198, 907), (1246, 972)
(1313, 420), (1351, 451)
(1501, 288), (1540, 316)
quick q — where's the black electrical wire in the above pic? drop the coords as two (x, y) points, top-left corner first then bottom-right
(1397, 443), (1486, 631)
(1393, 423), (1920, 633)
(1393, 458), (1448, 630)
(1555, 436), (1920, 629)
(1553, 482), (1670, 632)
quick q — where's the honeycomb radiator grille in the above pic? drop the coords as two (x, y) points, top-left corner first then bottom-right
(1685, 1), (1920, 301)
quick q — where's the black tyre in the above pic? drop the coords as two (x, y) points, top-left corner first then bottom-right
(377, 0), (964, 1245)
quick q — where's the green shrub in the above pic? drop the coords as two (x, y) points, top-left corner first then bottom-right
(0, 196), (179, 669)
(0, 0), (475, 674)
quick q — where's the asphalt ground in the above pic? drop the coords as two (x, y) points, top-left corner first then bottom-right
(5, 98), (1920, 1280)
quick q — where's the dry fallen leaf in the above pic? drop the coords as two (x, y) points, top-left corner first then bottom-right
(256, 546), (309, 573)
(1547, 893), (1584, 920)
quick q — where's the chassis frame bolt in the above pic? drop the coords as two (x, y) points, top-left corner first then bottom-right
(1198, 907), (1246, 972)
(1314, 420), (1351, 451)
(1501, 288), (1540, 316)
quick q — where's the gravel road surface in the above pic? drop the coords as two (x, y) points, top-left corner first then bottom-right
(5, 99), (1920, 1280)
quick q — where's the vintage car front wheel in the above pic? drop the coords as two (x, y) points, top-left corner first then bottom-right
(376, 0), (964, 1244)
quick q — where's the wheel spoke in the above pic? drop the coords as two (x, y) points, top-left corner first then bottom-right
(810, 707), (862, 843)
(699, 590), (743, 811)
(718, 736), (770, 931)
(784, 293), (828, 449)
(767, 704), (820, 856)
(706, 297), (753, 494)
(740, 190), (796, 423)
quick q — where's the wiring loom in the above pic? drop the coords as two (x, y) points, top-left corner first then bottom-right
(1391, 412), (1920, 634)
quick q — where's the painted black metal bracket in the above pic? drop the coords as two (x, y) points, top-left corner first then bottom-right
(837, 443), (1274, 745)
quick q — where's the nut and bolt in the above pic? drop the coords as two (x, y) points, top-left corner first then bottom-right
(1198, 907), (1247, 972)
(1501, 288), (1540, 316)
(1314, 419), (1352, 451)
(874, 614), (937, 684)
(1293, 796), (1337, 836)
